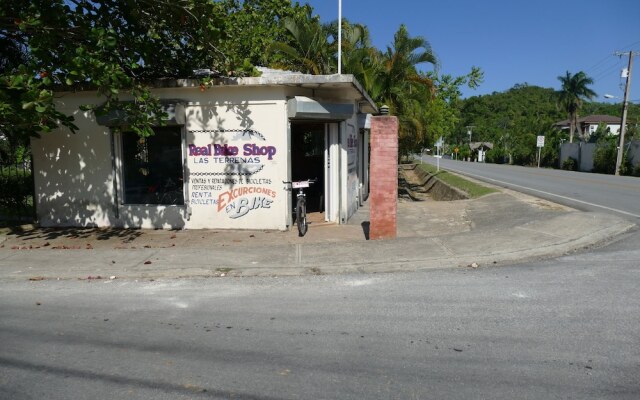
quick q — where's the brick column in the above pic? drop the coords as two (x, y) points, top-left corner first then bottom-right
(369, 116), (398, 240)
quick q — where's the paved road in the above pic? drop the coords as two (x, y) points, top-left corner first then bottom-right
(2, 248), (639, 400)
(2, 160), (639, 399)
(422, 156), (640, 219)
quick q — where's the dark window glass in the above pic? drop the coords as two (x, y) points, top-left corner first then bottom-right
(121, 127), (184, 205)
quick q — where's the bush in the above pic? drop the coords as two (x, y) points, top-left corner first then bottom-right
(593, 141), (617, 174)
(593, 139), (633, 175)
(485, 147), (507, 164)
(0, 172), (34, 219)
(562, 157), (578, 171)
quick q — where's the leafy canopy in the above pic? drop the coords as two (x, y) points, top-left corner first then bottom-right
(1, 1), (486, 161)
(0, 0), (265, 142)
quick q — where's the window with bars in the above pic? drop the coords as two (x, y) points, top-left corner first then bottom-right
(121, 127), (184, 205)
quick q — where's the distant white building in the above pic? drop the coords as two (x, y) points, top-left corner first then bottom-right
(554, 114), (621, 137)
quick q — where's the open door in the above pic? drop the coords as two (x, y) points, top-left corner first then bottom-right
(325, 123), (340, 223)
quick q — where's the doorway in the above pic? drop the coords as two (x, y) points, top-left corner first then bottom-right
(290, 121), (341, 224)
(291, 123), (324, 224)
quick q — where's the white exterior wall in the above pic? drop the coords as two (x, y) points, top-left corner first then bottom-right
(587, 123), (621, 135)
(32, 93), (117, 227)
(176, 87), (289, 230)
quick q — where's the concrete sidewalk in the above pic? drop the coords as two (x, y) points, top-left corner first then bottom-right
(0, 189), (635, 281)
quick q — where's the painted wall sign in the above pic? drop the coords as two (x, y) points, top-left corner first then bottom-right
(217, 186), (277, 212)
(187, 129), (277, 176)
(217, 186), (277, 219)
(188, 143), (277, 160)
(187, 127), (284, 224)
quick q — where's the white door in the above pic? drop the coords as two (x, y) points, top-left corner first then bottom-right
(325, 123), (340, 222)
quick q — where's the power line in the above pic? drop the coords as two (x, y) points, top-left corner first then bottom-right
(585, 54), (616, 75)
(618, 40), (640, 51)
(592, 59), (624, 82)
(614, 51), (640, 57)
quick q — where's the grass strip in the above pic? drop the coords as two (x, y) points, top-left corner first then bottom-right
(416, 163), (497, 198)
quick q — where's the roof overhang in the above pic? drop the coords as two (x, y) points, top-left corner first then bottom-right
(287, 96), (354, 120)
(155, 73), (378, 114)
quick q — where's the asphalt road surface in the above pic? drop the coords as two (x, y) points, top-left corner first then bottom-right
(2, 244), (639, 400)
(2, 159), (639, 399)
(422, 156), (640, 219)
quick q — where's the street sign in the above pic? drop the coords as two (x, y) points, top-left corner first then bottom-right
(537, 136), (545, 148)
(454, 147), (459, 153)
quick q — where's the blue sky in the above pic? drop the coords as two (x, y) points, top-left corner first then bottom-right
(303, 0), (640, 102)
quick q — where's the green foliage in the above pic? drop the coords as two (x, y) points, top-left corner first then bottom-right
(218, 0), (312, 68)
(0, 0), (265, 144)
(1, 1), (483, 163)
(0, 169), (34, 219)
(417, 164), (496, 198)
(562, 157), (578, 171)
(458, 84), (567, 165)
(269, 16), (481, 158)
(556, 71), (597, 143)
(485, 147), (505, 164)
(539, 129), (564, 167)
(593, 135), (633, 175)
(593, 138), (617, 174)
(267, 10), (336, 74)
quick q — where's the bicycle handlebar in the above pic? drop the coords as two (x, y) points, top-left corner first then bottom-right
(283, 178), (317, 185)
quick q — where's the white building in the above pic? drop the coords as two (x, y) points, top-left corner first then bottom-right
(31, 71), (377, 230)
(554, 114), (622, 137)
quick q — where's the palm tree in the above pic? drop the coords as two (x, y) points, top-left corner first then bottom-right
(377, 25), (439, 157)
(266, 11), (335, 75)
(557, 71), (596, 143)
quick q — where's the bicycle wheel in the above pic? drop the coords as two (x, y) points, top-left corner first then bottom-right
(296, 197), (307, 237)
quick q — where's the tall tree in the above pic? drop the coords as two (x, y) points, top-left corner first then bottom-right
(557, 71), (597, 143)
(266, 11), (336, 75)
(0, 0), (271, 143)
(377, 25), (438, 157)
(218, 0), (312, 68)
(378, 25), (437, 105)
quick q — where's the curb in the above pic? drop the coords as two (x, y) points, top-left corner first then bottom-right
(1, 213), (634, 282)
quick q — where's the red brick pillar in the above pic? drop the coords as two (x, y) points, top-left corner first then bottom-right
(369, 116), (398, 240)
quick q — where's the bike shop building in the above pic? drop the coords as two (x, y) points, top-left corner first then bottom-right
(30, 68), (378, 230)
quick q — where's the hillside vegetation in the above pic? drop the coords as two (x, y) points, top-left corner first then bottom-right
(449, 84), (640, 167)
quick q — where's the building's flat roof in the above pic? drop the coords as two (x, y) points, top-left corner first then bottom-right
(554, 114), (621, 126)
(154, 72), (378, 114)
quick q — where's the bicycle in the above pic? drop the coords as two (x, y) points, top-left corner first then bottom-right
(149, 177), (184, 205)
(284, 178), (316, 237)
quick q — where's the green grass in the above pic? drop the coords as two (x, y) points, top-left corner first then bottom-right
(416, 163), (497, 198)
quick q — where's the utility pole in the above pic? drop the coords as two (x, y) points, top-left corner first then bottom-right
(466, 126), (474, 145)
(337, 0), (342, 74)
(614, 51), (639, 176)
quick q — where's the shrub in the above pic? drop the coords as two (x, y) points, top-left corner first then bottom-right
(593, 140), (633, 175)
(0, 172), (34, 219)
(562, 157), (577, 171)
(593, 141), (617, 174)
